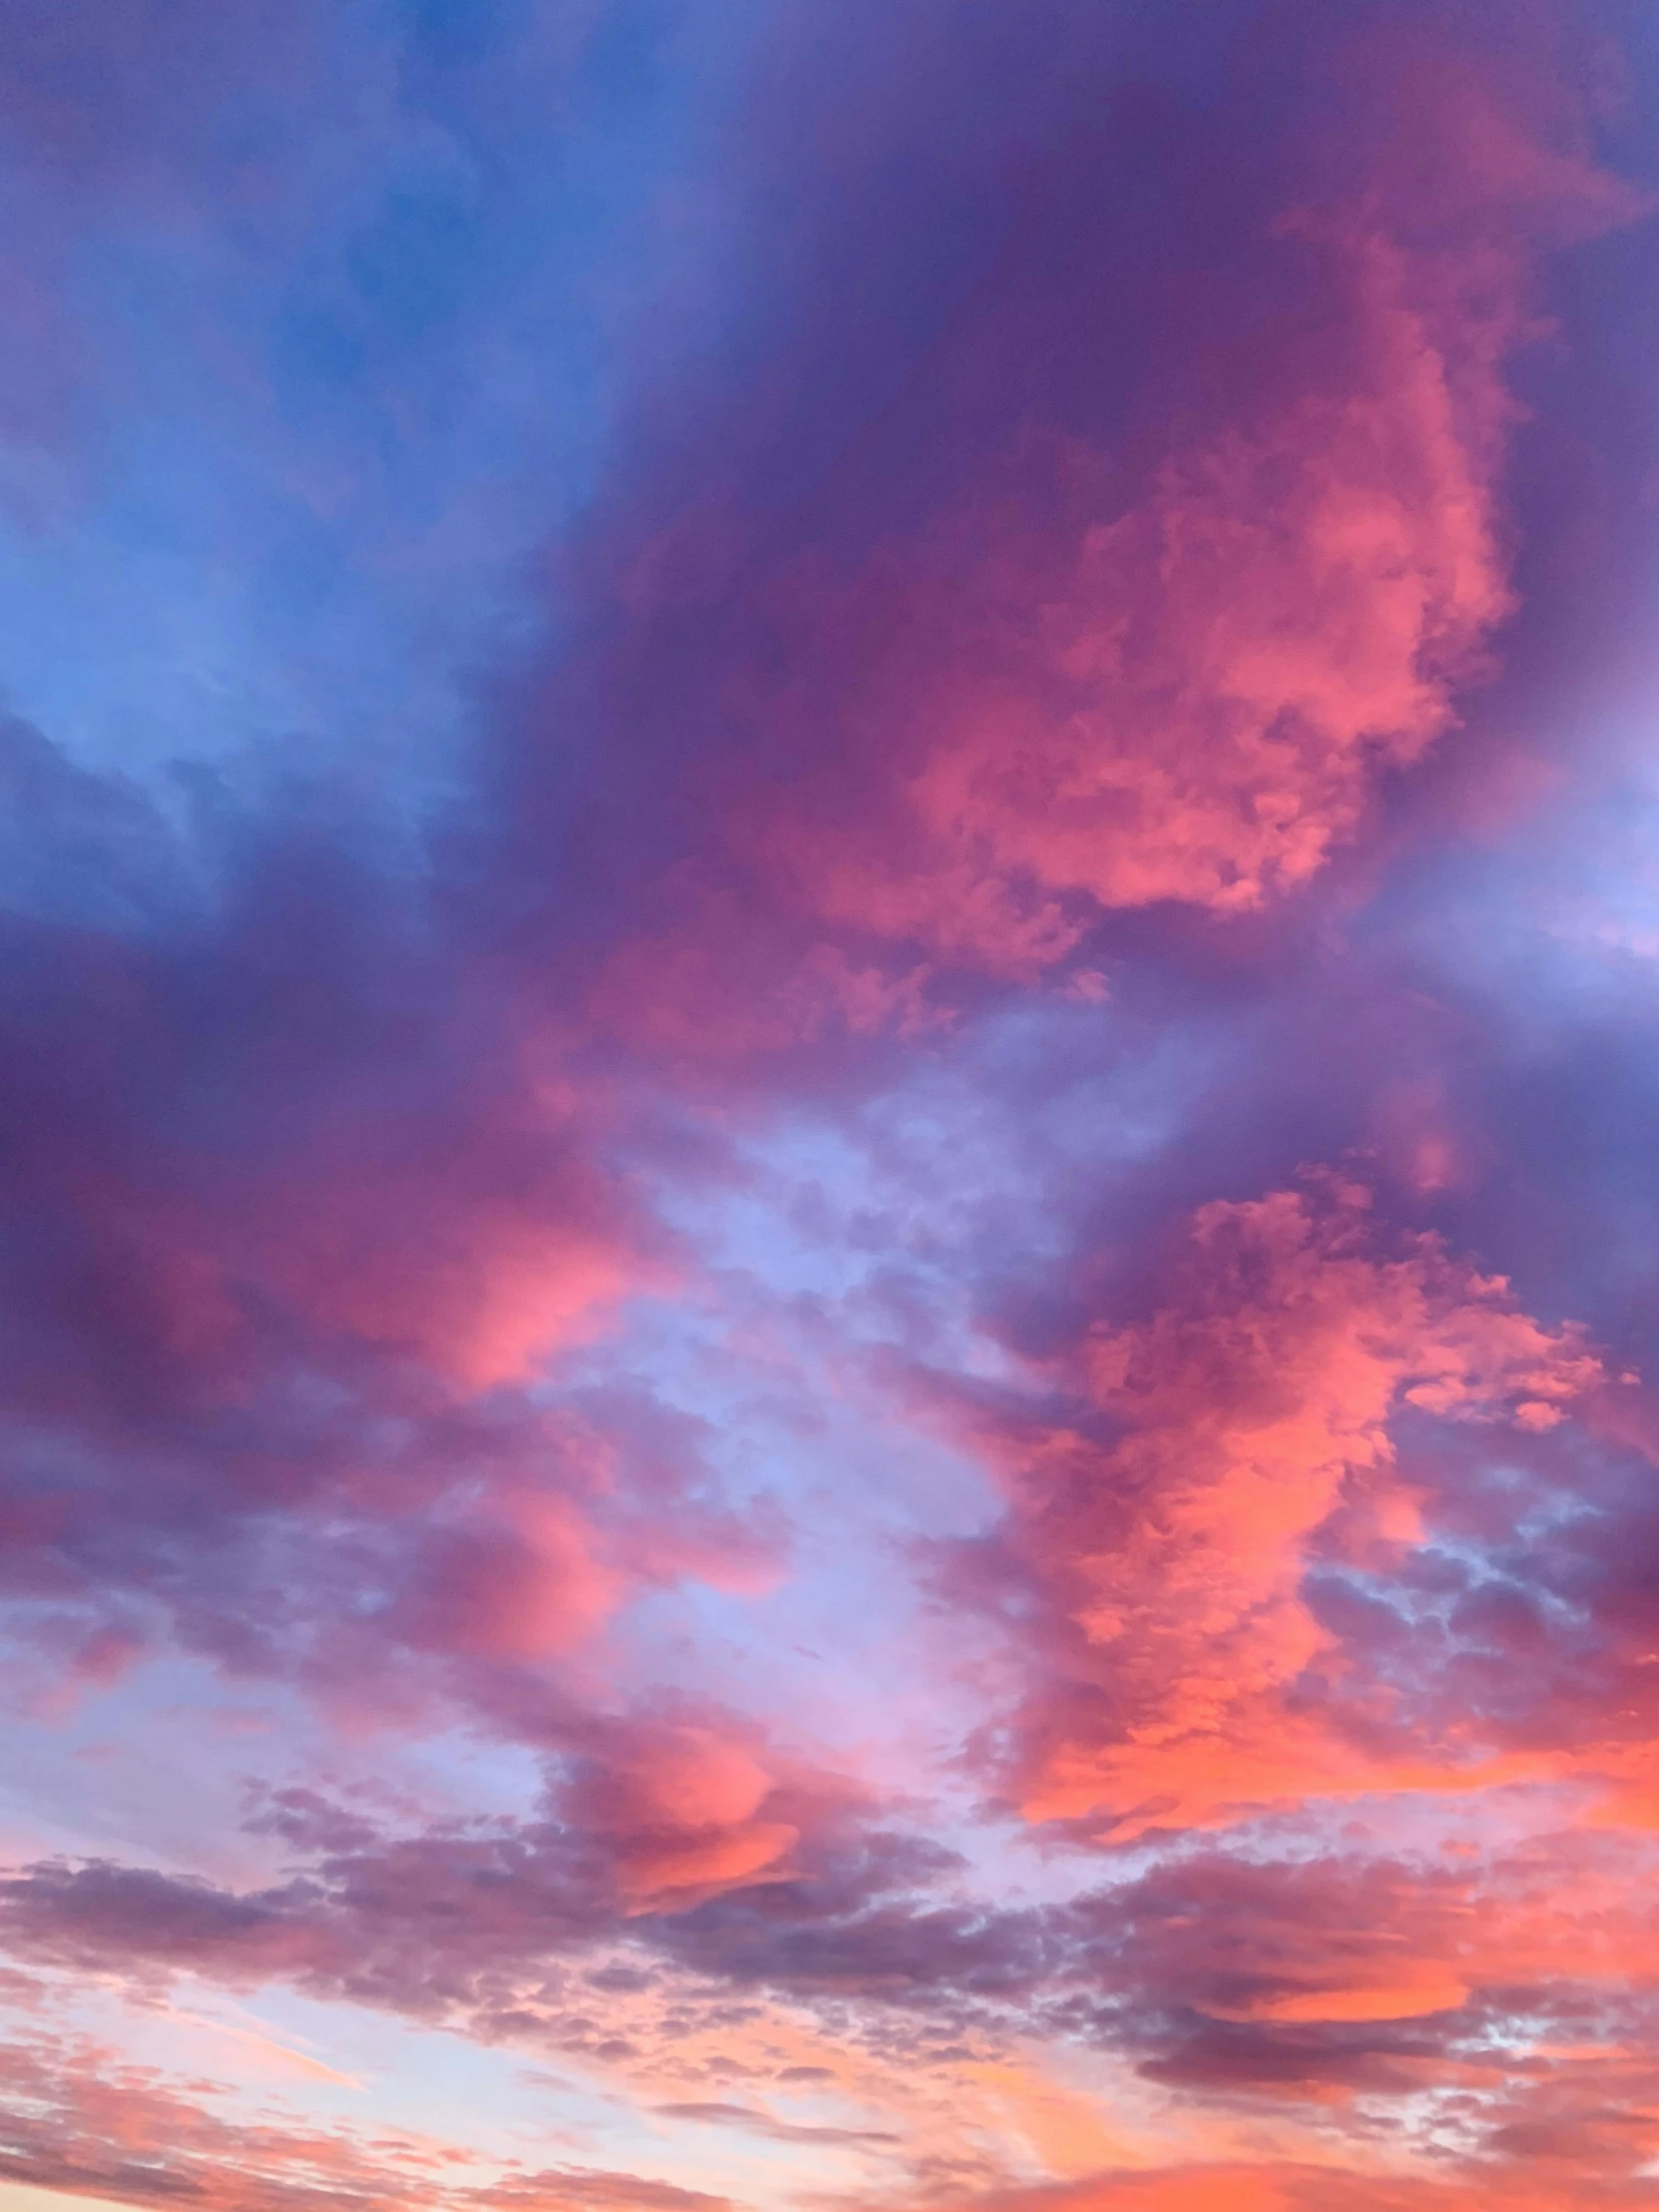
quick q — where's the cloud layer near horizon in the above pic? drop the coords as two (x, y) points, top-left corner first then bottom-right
(4, 5), (1659, 2211)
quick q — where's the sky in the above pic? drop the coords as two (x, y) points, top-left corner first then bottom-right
(6, 2), (1659, 2208)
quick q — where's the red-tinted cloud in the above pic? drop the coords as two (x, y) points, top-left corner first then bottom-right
(928, 1174), (1605, 1834)
(497, 4), (1647, 1079)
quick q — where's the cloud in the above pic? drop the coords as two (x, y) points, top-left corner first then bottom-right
(887, 2165), (1659, 2211)
(475, 0), (1646, 1070)
(0, 2027), (452, 2212)
(925, 1172), (1602, 1834)
(654, 2101), (898, 2147)
(557, 1719), (805, 1913)
(20, 1805), (1659, 2199)
(0, 2029), (733, 2212)
(0, 1704), (922, 2013)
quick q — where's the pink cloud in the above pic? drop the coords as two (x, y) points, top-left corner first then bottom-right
(704, 20), (1644, 988)
(933, 1173), (1602, 1835)
(889, 2166), (1659, 2211)
(517, 7), (1649, 1108)
(0, 2028), (732, 2212)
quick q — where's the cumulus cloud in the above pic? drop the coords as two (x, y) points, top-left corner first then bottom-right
(924, 1175), (1603, 1834)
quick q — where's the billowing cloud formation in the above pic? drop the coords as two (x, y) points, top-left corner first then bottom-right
(1, 5), (1659, 2212)
(507, 3), (1646, 1048)
(940, 1174), (1603, 1833)
(773, 76), (1626, 967)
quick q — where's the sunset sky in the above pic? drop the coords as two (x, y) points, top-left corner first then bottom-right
(4, 5), (1659, 2210)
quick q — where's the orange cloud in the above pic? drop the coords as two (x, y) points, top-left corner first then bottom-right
(892, 2164), (1659, 2211)
(953, 1175), (1600, 1834)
